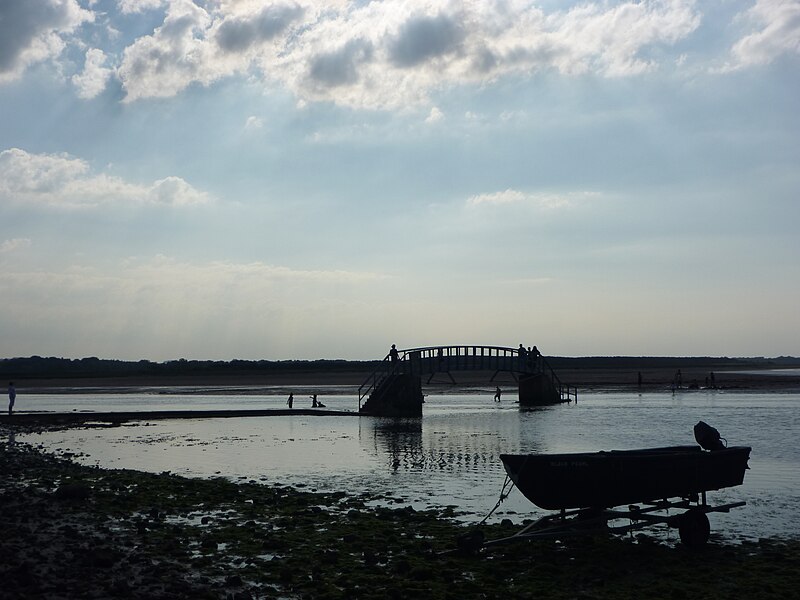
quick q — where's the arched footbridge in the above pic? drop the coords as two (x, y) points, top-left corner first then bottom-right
(358, 345), (577, 417)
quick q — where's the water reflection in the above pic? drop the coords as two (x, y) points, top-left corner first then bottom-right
(3, 429), (15, 446)
(362, 418), (423, 471)
(359, 407), (548, 477)
(12, 392), (800, 540)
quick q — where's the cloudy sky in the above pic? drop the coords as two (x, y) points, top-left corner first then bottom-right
(0, 0), (798, 361)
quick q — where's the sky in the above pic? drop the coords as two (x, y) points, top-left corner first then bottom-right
(0, 0), (798, 361)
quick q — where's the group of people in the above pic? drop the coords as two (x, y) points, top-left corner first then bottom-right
(285, 393), (325, 409)
(518, 344), (540, 368)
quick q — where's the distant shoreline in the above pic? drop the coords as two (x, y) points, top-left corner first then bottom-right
(3, 355), (799, 384)
(7, 363), (800, 394)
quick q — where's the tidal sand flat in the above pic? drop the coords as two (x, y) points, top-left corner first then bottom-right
(2, 441), (799, 600)
(3, 366), (799, 598)
(14, 391), (800, 542)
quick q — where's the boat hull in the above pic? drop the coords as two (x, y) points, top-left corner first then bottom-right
(500, 445), (751, 510)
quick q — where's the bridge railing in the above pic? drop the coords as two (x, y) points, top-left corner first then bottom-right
(358, 345), (547, 409)
(399, 345), (525, 375)
(539, 354), (578, 403)
(358, 345), (578, 409)
(358, 353), (402, 410)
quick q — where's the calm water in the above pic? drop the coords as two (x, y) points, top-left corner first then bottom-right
(11, 388), (800, 543)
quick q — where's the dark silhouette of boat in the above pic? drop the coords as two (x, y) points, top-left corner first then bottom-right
(500, 444), (751, 511)
(445, 425), (750, 551)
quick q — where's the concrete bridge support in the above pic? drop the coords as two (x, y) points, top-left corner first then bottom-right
(518, 373), (561, 406)
(360, 373), (423, 417)
(358, 345), (575, 415)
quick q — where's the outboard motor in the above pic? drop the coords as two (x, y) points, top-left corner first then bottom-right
(694, 421), (726, 451)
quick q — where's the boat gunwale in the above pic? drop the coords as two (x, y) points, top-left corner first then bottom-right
(499, 445), (752, 511)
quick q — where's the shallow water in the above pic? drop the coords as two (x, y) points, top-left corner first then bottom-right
(13, 389), (800, 543)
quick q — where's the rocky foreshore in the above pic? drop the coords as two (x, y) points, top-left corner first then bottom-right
(1, 437), (798, 600)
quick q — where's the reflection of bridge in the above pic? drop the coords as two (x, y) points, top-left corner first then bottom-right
(359, 345), (576, 417)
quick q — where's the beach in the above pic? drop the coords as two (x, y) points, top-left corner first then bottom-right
(2, 362), (800, 598)
(2, 441), (798, 600)
(9, 359), (800, 394)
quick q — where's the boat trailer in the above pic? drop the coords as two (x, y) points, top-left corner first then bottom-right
(457, 480), (746, 552)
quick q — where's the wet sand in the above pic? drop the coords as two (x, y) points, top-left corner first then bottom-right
(12, 363), (800, 393)
(0, 408), (358, 432)
(2, 441), (798, 600)
(3, 363), (799, 597)
(553, 365), (800, 393)
(5, 364), (797, 433)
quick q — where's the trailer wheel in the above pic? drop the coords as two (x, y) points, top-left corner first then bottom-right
(678, 509), (710, 548)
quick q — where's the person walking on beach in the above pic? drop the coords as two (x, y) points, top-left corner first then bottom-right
(286, 393), (294, 409)
(310, 394), (318, 408)
(8, 382), (15, 415)
(494, 386), (502, 402)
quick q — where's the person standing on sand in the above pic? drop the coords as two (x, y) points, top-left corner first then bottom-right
(310, 394), (318, 408)
(494, 386), (502, 402)
(8, 382), (16, 415)
(287, 393), (293, 409)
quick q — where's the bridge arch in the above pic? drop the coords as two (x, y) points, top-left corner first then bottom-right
(358, 344), (576, 417)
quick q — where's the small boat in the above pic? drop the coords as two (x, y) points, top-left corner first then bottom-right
(443, 425), (752, 551)
(500, 443), (751, 511)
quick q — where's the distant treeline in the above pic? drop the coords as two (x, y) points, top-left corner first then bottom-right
(545, 356), (800, 370)
(1, 354), (797, 381)
(0, 356), (381, 381)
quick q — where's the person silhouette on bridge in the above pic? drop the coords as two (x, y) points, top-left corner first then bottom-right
(389, 344), (399, 363)
(494, 387), (502, 402)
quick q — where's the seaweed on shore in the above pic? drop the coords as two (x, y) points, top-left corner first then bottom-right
(1, 437), (798, 599)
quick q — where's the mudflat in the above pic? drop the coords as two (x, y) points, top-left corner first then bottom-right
(12, 363), (800, 393)
(2, 358), (799, 598)
(1, 441), (798, 600)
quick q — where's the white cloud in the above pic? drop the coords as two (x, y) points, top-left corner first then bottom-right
(244, 115), (264, 130)
(0, 148), (208, 209)
(467, 189), (528, 206)
(72, 48), (113, 98)
(0, 0), (93, 82)
(113, 0), (702, 109)
(467, 189), (584, 210)
(117, 0), (216, 102)
(726, 0), (800, 69)
(425, 106), (444, 124)
(0, 238), (32, 253)
(147, 176), (208, 206)
(547, 0), (701, 76)
(117, 0), (167, 14)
